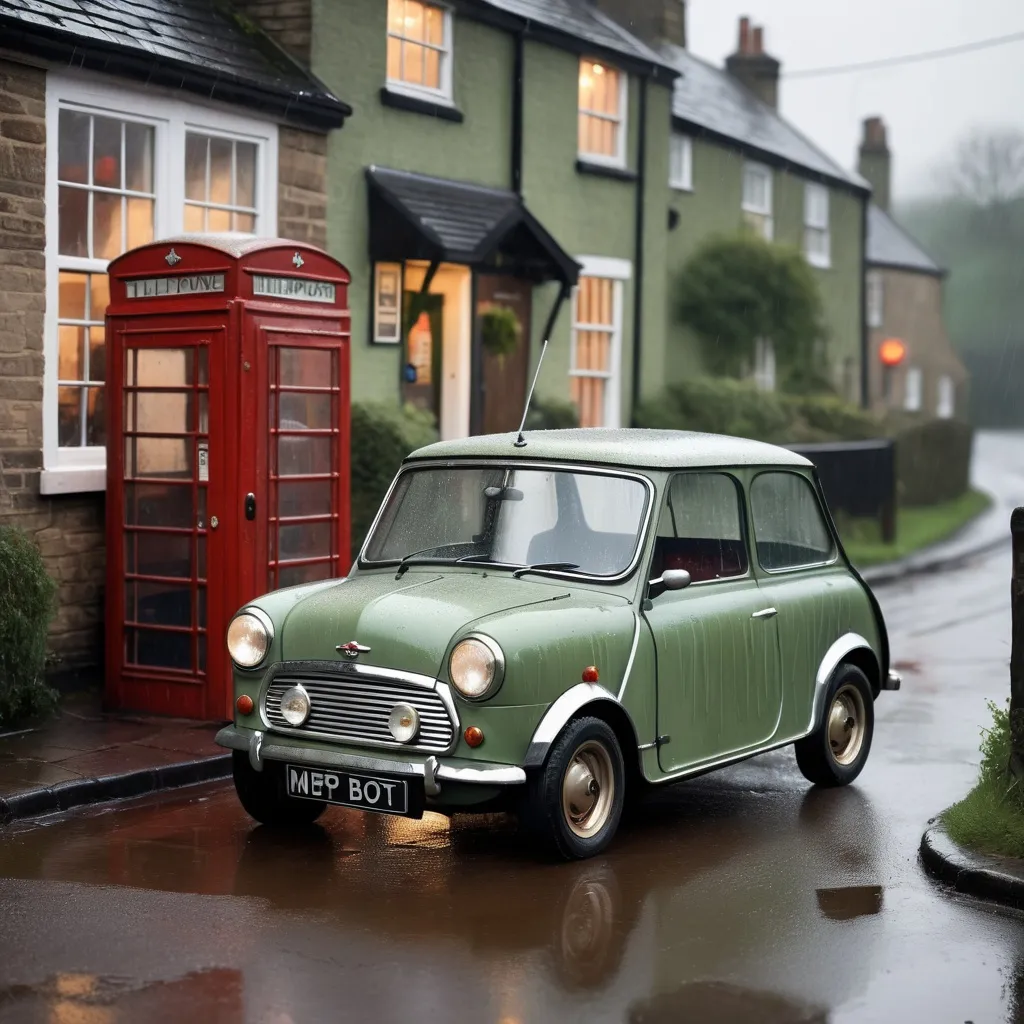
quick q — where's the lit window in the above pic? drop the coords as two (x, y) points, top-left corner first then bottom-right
(753, 338), (776, 392)
(571, 273), (625, 428)
(937, 375), (955, 419)
(804, 183), (830, 268)
(184, 133), (259, 233)
(44, 75), (276, 493)
(867, 270), (884, 328)
(386, 0), (453, 102)
(904, 366), (922, 412)
(742, 162), (773, 240)
(578, 59), (627, 166)
(669, 133), (693, 191)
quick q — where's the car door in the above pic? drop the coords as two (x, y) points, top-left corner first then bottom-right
(747, 470), (853, 739)
(644, 472), (783, 774)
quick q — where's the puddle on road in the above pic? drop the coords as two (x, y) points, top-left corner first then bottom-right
(629, 981), (827, 1024)
(815, 885), (884, 921)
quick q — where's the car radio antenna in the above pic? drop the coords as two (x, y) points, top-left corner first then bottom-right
(513, 282), (571, 448)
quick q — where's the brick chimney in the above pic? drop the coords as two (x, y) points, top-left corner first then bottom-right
(231, 0), (312, 66)
(725, 16), (781, 109)
(858, 117), (891, 211)
(591, 0), (687, 48)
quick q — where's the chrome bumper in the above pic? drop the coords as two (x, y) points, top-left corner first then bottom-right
(216, 725), (526, 796)
(882, 670), (901, 691)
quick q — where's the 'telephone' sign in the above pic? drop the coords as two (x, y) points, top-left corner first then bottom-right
(252, 274), (337, 304)
(125, 274), (226, 299)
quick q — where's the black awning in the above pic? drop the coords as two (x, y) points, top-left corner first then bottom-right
(366, 166), (580, 286)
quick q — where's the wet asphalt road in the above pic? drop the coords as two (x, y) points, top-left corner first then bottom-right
(2, 455), (1024, 1022)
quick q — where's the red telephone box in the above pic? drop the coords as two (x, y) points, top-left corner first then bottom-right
(104, 236), (351, 720)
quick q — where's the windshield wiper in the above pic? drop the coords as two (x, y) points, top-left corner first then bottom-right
(454, 554), (511, 567)
(394, 546), (455, 577)
(511, 562), (580, 579)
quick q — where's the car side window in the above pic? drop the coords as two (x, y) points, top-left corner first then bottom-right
(652, 472), (748, 583)
(750, 472), (835, 571)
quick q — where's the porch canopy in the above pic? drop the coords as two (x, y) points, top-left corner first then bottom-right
(366, 166), (580, 287)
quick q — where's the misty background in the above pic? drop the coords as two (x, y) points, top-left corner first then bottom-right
(687, 0), (1024, 425)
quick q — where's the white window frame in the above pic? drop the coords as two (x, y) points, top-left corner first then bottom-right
(577, 59), (628, 169)
(804, 182), (831, 268)
(866, 270), (884, 328)
(742, 161), (773, 241)
(669, 132), (693, 191)
(42, 73), (278, 495)
(385, 0), (454, 105)
(904, 366), (923, 412)
(937, 375), (955, 419)
(753, 337), (776, 392)
(570, 256), (631, 429)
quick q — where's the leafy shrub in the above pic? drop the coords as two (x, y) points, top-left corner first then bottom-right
(887, 416), (974, 506)
(0, 527), (57, 728)
(525, 397), (580, 431)
(349, 402), (438, 555)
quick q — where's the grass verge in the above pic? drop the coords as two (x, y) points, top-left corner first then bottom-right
(942, 701), (1024, 860)
(839, 488), (991, 568)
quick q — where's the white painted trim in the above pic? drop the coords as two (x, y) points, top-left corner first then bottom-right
(669, 132), (693, 191)
(576, 255), (632, 280)
(43, 72), (279, 493)
(385, 2), (454, 104)
(577, 58), (628, 169)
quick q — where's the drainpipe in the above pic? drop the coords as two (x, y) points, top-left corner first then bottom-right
(629, 76), (648, 424)
(512, 31), (525, 195)
(859, 198), (869, 409)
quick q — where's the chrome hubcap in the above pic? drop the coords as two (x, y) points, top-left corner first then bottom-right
(562, 740), (615, 838)
(828, 684), (866, 766)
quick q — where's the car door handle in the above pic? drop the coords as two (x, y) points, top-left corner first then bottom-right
(751, 607), (778, 619)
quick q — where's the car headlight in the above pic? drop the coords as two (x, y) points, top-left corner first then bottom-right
(227, 610), (273, 669)
(449, 635), (504, 700)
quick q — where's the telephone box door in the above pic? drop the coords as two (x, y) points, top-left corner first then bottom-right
(247, 319), (351, 597)
(112, 326), (230, 719)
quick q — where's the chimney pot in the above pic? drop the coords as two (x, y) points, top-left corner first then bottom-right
(753, 26), (764, 54)
(858, 116), (892, 211)
(739, 16), (751, 54)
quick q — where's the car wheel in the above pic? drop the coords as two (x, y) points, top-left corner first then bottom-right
(795, 664), (874, 787)
(232, 751), (327, 827)
(523, 717), (625, 860)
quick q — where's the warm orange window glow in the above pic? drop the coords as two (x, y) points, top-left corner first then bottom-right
(879, 338), (906, 367)
(578, 58), (623, 160)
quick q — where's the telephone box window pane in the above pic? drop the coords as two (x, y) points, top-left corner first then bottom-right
(125, 627), (191, 670)
(278, 562), (332, 589)
(124, 389), (192, 435)
(58, 187), (89, 257)
(279, 480), (332, 518)
(198, 634), (207, 673)
(278, 436), (332, 476)
(58, 110), (90, 184)
(125, 483), (193, 527)
(93, 191), (123, 259)
(278, 393), (332, 429)
(127, 348), (193, 387)
(125, 436), (193, 478)
(58, 387), (83, 447)
(197, 536), (207, 579)
(86, 387), (106, 447)
(127, 581), (193, 628)
(279, 521), (331, 561)
(279, 348), (333, 387)
(126, 197), (154, 249)
(185, 133), (207, 201)
(59, 273), (87, 320)
(125, 122), (154, 192)
(127, 533), (191, 578)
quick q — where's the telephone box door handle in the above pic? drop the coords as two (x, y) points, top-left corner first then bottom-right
(245, 493), (256, 521)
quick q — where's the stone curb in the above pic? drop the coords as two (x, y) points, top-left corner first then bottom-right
(862, 532), (1009, 587)
(920, 823), (1024, 910)
(0, 752), (232, 826)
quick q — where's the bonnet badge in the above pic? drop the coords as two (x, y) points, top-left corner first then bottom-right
(337, 641), (371, 659)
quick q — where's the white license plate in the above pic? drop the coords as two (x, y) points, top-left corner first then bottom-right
(286, 764), (410, 815)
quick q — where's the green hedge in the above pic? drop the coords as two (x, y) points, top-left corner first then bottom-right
(0, 527), (57, 727)
(525, 397), (580, 431)
(888, 416), (974, 507)
(350, 402), (438, 555)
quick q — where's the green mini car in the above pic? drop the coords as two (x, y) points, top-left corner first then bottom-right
(217, 429), (900, 859)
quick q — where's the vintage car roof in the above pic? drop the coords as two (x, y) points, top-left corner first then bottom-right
(407, 429), (813, 470)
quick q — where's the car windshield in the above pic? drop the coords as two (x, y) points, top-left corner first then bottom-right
(363, 465), (650, 577)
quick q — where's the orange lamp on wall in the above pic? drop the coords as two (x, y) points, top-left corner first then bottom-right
(879, 338), (906, 367)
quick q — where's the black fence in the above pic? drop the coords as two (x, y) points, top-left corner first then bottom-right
(787, 439), (897, 543)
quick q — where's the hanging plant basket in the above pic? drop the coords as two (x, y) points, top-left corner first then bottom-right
(480, 305), (522, 361)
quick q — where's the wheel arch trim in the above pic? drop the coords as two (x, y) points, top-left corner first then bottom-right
(807, 633), (879, 734)
(524, 684), (637, 768)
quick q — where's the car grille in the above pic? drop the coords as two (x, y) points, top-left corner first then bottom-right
(263, 672), (456, 753)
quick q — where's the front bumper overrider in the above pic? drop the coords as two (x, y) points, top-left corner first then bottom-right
(216, 724), (526, 797)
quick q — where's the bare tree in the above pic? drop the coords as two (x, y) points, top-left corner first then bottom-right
(942, 128), (1024, 207)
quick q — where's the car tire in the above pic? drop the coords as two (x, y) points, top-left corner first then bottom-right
(795, 664), (874, 787)
(523, 716), (625, 861)
(232, 751), (327, 827)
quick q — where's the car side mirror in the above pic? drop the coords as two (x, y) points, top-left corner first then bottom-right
(648, 569), (691, 600)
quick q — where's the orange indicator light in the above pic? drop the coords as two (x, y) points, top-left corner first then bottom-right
(464, 726), (485, 748)
(236, 694), (254, 715)
(582, 666), (599, 683)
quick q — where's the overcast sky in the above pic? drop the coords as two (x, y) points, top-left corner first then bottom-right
(686, 0), (1024, 202)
